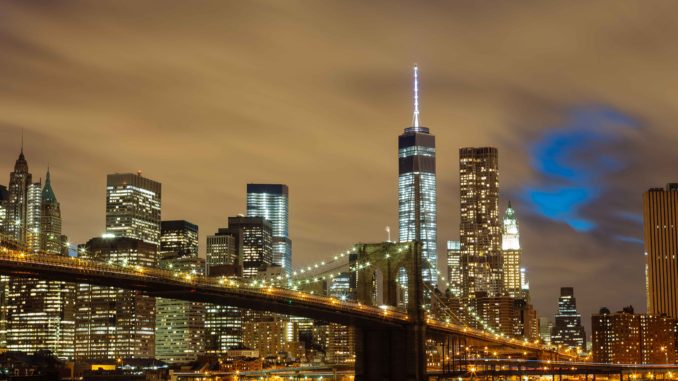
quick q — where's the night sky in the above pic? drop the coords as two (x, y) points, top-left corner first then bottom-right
(2, 1), (678, 333)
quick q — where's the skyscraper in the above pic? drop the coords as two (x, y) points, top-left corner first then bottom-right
(40, 169), (63, 255)
(459, 147), (501, 297)
(0, 185), (8, 238)
(502, 201), (523, 298)
(156, 220), (205, 363)
(7, 146), (31, 246)
(106, 172), (162, 246)
(643, 184), (678, 318)
(227, 216), (273, 279)
(6, 168), (75, 359)
(398, 65), (437, 285)
(75, 237), (157, 359)
(247, 184), (291, 275)
(446, 241), (462, 297)
(550, 287), (586, 350)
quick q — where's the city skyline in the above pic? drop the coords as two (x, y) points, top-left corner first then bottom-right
(2, 1), (678, 334)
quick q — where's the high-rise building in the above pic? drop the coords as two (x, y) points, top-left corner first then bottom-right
(592, 306), (676, 364)
(7, 147), (31, 246)
(75, 237), (157, 359)
(643, 184), (678, 318)
(550, 287), (586, 350)
(0, 185), (8, 238)
(459, 147), (502, 297)
(40, 170), (63, 255)
(226, 216), (273, 279)
(6, 169), (75, 359)
(398, 65), (437, 285)
(155, 220), (205, 363)
(106, 173), (161, 246)
(205, 225), (244, 354)
(538, 317), (552, 345)
(446, 241), (462, 297)
(247, 184), (291, 275)
(25, 181), (42, 253)
(502, 202), (523, 298)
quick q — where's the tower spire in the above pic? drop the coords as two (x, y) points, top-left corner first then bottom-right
(21, 129), (24, 154)
(412, 64), (420, 128)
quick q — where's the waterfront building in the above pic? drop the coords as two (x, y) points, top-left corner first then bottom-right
(105, 172), (161, 246)
(592, 306), (676, 364)
(643, 184), (678, 318)
(75, 237), (157, 359)
(398, 65), (437, 285)
(247, 184), (291, 275)
(550, 287), (586, 350)
(459, 147), (502, 297)
(155, 220), (204, 363)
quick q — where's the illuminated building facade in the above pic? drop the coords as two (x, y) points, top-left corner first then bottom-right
(550, 287), (586, 350)
(105, 173), (161, 246)
(459, 147), (502, 297)
(5, 160), (75, 359)
(205, 225), (245, 354)
(247, 184), (292, 275)
(592, 306), (676, 364)
(155, 220), (205, 363)
(446, 241), (462, 297)
(643, 184), (678, 318)
(226, 216), (272, 279)
(398, 65), (437, 285)
(75, 237), (157, 359)
(502, 202), (523, 298)
(326, 272), (356, 364)
(0, 186), (7, 237)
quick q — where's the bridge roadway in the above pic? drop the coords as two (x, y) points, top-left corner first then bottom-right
(0, 248), (571, 358)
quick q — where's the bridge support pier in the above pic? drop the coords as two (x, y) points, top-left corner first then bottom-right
(354, 322), (426, 381)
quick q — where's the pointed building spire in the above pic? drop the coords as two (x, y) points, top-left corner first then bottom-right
(412, 64), (420, 128)
(21, 128), (24, 154)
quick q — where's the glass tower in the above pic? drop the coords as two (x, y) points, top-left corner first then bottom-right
(398, 65), (437, 285)
(246, 184), (291, 275)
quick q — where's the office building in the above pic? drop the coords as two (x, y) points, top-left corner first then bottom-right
(398, 65), (437, 285)
(247, 184), (292, 274)
(6, 146), (31, 246)
(550, 287), (586, 350)
(226, 216), (272, 279)
(204, 224), (245, 354)
(592, 306), (676, 364)
(106, 172), (161, 246)
(25, 182), (41, 253)
(502, 202), (523, 298)
(643, 184), (678, 318)
(155, 220), (204, 363)
(75, 237), (157, 359)
(446, 241), (462, 297)
(0, 185), (8, 238)
(40, 170), (63, 255)
(539, 317), (552, 345)
(459, 147), (502, 297)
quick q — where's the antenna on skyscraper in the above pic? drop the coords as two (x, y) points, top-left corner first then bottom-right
(385, 226), (391, 242)
(20, 128), (24, 153)
(412, 64), (420, 128)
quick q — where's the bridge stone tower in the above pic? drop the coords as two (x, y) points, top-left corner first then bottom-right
(353, 241), (426, 381)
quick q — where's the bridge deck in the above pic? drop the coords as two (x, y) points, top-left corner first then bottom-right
(0, 248), (573, 357)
